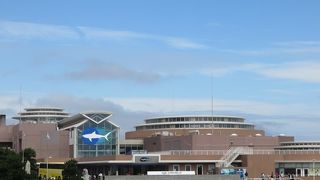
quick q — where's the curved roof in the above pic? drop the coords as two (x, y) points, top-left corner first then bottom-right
(145, 115), (244, 120)
(135, 121), (254, 128)
(24, 107), (64, 111)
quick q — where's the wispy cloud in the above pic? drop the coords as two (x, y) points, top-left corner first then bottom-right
(274, 41), (320, 47)
(255, 61), (320, 83)
(64, 60), (161, 84)
(164, 37), (207, 49)
(0, 20), (206, 49)
(106, 97), (320, 118)
(78, 26), (207, 49)
(201, 61), (320, 83)
(219, 40), (320, 55)
(0, 20), (78, 40)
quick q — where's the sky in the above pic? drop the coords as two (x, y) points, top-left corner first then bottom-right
(0, 0), (320, 140)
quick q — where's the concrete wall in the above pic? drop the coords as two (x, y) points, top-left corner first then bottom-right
(11, 123), (70, 159)
(105, 175), (239, 180)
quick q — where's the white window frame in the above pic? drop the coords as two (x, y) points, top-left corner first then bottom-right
(197, 164), (203, 175)
(173, 164), (180, 171)
(185, 164), (192, 171)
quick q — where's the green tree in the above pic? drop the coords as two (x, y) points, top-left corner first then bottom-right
(62, 159), (82, 180)
(21, 148), (38, 179)
(0, 148), (25, 180)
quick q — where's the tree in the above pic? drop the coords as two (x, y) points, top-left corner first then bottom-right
(21, 148), (38, 179)
(62, 159), (82, 180)
(0, 148), (25, 180)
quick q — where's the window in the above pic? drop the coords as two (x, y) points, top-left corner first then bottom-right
(185, 164), (191, 171)
(208, 164), (215, 174)
(173, 164), (180, 171)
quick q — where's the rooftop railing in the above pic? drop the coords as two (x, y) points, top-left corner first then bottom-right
(148, 149), (320, 156)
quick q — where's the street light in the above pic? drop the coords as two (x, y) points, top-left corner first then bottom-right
(21, 131), (26, 168)
(313, 159), (315, 180)
(46, 156), (52, 179)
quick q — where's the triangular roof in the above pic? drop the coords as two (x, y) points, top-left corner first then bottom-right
(58, 112), (119, 130)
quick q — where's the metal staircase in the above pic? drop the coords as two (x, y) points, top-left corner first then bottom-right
(218, 146), (253, 168)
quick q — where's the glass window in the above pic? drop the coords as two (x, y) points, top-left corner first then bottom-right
(76, 115), (118, 158)
(185, 164), (191, 171)
(173, 164), (180, 171)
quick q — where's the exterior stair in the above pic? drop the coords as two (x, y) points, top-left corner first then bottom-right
(218, 146), (253, 168)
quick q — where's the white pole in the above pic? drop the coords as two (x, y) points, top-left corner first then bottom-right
(313, 160), (315, 180)
(46, 156), (48, 179)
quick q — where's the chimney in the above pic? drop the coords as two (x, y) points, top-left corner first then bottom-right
(0, 114), (6, 126)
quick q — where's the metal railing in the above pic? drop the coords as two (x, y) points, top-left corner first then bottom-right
(247, 178), (303, 180)
(149, 150), (227, 156)
(148, 149), (320, 156)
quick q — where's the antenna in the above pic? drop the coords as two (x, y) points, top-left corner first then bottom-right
(19, 86), (22, 124)
(211, 73), (214, 116)
(211, 73), (214, 134)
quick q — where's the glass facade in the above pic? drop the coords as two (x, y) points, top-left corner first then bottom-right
(76, 118), (118, 157)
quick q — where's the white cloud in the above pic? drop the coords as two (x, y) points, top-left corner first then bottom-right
(219, 41), (320, 55)
(274, 41), (320, 47)
(0, 20), (79, 40)
(78, 26), (207, 49)
(254, 61), (320, 83)
(106, 97), (320, 118)
(200, 61), (320, 83)
(1, 93), (320, 140)
(0, 20), (206, 49)
(164, 37), (207, 49)
(78, 26), (148, 40)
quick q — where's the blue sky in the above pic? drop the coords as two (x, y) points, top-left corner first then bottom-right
(1, 1), (320, 140)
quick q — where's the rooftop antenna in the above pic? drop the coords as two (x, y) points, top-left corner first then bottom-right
(19, 86), (22, 124)
(211, 73), (214, 116)
(211, 73), (214, 134)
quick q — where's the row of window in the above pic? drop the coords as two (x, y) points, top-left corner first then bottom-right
(77, 144), (116, 150)
(78, 150), (116, 157)
(172, 164), (215, 175)
(146, 117), (244, 124)
(20, 112), (68, 115)
(277, 162), (320, 168)
(137, 123), (253, 130)
(119, 144), (144, 155)
(281, 143), (320, 146)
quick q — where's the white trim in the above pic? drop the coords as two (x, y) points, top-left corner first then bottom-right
(160, 160), (223, 163)
(81, 113), (113, 124)
(78, 160), (132, 164)
(58, 119), (88, 131)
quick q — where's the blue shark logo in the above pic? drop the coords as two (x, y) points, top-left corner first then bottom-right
(81, 128), (113, 145)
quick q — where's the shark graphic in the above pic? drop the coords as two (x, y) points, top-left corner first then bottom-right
(82, 130), (113, 142)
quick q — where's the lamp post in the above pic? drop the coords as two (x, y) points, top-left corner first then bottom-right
(313, 159), (315, 180)
(46, 156), (52, 179)
(21, 131), (26, 168)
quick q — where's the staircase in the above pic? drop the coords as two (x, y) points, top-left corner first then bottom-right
(218, 146), (253, 168)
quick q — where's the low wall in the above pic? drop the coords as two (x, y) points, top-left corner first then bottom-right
(105, 175), (239, 180)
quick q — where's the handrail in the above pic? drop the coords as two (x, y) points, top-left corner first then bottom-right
(247, 178), (303, 180)
(149, 149), (320, 156)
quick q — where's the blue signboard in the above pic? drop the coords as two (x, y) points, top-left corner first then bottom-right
(81, 128), (113, 145)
